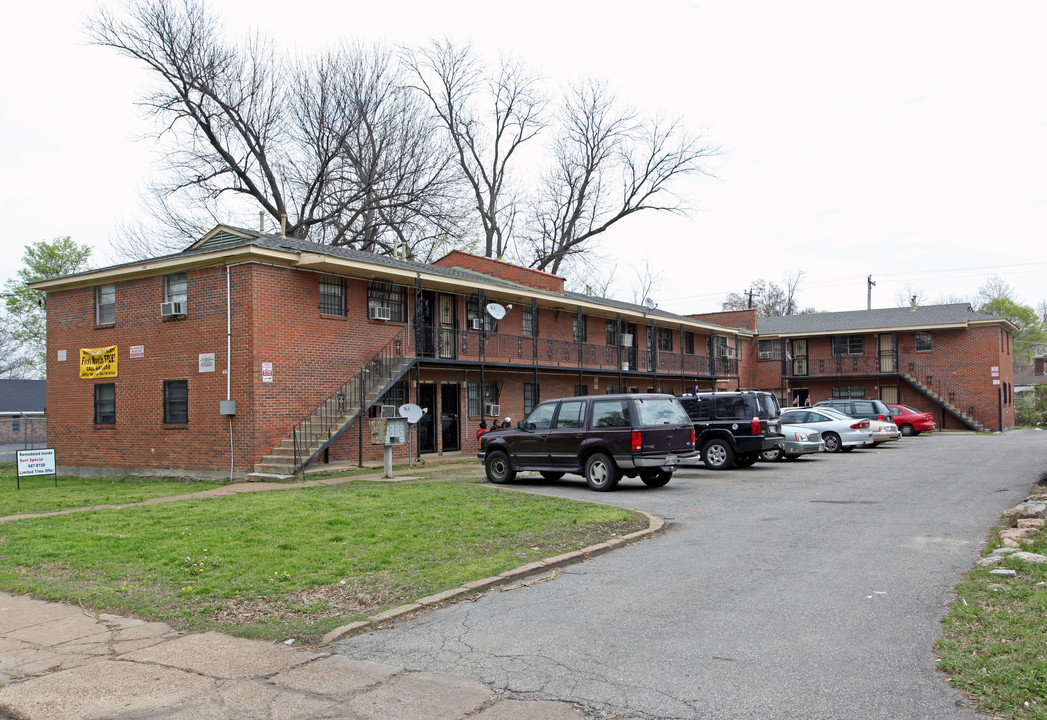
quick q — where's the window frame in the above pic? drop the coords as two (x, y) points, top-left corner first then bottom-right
(573, 316), (588, 343)
(914, 331), (933, 352)
(165, 273), (187, 304)
(831, 335), (865, 356)
(94, 383), (116, 425)
(163, 380), (189, 424)
(466, 296), (498, 333)
(319, 275), (346, 316)
(656, 327), (673, 352)
(523, 382), (539, 415)
(96, 284), (115, 325)
(367, 280), (407, 322)
(758, 339), (783, 360)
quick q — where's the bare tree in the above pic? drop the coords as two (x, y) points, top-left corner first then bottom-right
(722, 271), (813, 317)
(521, 79), (716, 276)
(977, 274), (1016, 305)
(88, 0), (462, 259)
(404, 40), (547, 260)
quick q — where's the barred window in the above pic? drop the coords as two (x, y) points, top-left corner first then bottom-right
(523, 308), (537, 337)
(606, 320), (618, 345)
(468, 381), (500, 416)
(758, 339), (782, 359)
(466, 296), (498, 332)
(524, 382), (539, 415)
(369, 380), (408, 417)
(163, 380), (188, 424)
(368, 280), (407, 322)
(94, 384), (115, 425)
(832, 335), (864, 356)
(657, 328), (673, 351)
(915, 332), (932, 352)
(319, 275), (345, 316)
(831, 386), (866, 399)
(574, 384), (588, 396)
(574, 316), (588, 342)
(683, 331), (695, 354)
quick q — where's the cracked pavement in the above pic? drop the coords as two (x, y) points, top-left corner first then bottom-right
(335, 431), (1045, 719)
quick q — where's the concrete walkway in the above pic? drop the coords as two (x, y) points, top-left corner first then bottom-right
(0, 459), (650, 719)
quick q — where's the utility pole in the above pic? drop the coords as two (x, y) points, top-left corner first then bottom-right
(746, 288), (760, 310)
(867, 275), (876, 311)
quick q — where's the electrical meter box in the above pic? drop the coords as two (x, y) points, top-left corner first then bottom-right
(370, 417), (408, 445)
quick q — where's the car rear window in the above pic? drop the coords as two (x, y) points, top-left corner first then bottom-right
(592, 399), (630, 427)
(634, 397), (691, 426)
(756, 394), (780, 419)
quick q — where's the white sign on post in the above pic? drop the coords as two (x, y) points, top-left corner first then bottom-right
(17, 449), (56, 477)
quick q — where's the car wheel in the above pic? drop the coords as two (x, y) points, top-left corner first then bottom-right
(822, 432), (842, 453)
(735, 452), (759, 468)
(539, 471), (564, 481)
(702, 439), (735, 470)
(899, 423), (915, 437)
(640, 469), (673, 487)
(485, 450), (516, 484)
(584, 452), (621, 491)
(760, 447), (784, 462)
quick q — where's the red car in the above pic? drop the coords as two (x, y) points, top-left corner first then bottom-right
(887, 404), (936, 436)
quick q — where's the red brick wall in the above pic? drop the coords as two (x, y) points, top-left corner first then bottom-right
(688, 309), (758, 332)
(433, 250), (566, 293)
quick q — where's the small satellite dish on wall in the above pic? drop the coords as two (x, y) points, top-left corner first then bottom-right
(398, 403), (425, 424)
(642, 297), (657, 316)
(485, 303), (507, 320)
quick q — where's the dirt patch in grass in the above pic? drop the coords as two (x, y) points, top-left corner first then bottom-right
(209, 578), (397, 627)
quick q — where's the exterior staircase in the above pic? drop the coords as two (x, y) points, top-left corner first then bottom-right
(900, 372), (987, 432)
(252, 328), (415, 477)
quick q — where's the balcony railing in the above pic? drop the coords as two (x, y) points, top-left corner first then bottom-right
(411, 324), (735, 376)
(788, 354), (901, 378)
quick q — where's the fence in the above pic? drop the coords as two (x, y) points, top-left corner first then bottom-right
(0, 416), (47, 450)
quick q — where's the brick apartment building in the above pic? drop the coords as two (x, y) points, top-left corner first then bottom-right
(34, 225), (751, 478)
(747, 304), (1016, 432)
(33, 225), (1016, 478)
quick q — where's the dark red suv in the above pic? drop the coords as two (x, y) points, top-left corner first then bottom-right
(478, 394), (697, 491)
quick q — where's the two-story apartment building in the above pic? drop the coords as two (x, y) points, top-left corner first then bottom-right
(748, 305), (1016, 432)
(34, 225), (750, 478)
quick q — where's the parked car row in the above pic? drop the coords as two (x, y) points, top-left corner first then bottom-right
(477, 391), (930, 492)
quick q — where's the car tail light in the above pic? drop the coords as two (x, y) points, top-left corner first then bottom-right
(751, 416), (761, 434)
(631, 430), (642, 452)
(691, 428), (696, 446)
(851, 420), (870, 429)
(876, 415), (887, 421)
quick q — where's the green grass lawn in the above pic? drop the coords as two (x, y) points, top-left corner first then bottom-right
(937, 507), (1047, 719)
(0, 470), (644, 643)
(0, 464), (226, 516)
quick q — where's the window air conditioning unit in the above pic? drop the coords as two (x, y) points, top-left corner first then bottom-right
(718, 347), (735, 358)
(160, 301), (186, 317)
(369, 306), (392, 321)
(380, 405), (397, 418)
(619, 333), (633, 346)
(471, 318), (484, 330)
(485, 403), (500, 416)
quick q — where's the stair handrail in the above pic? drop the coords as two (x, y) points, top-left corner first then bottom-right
(292, 325), (412, 472)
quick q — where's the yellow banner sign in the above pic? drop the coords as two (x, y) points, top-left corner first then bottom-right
(80, 346), (118, 379)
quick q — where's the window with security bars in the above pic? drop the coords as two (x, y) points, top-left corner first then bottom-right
(831, 386), (866, 399)
(468, 381), (500, 416)
(574, 316), (587, 342)
(466, 296), (498, 332)
(524, 383), (539, 415)
(657, 328), (673, 351)
(369, 380), (408, 417)
(831, 335), (865, 356)
(94, 384), (115, 425)
(574, 384), (588, 396)
(368, 279), (407, 322)
(758, 339), (782, 359)
(319, 275), (345, 316)
(163, 380), (188, 424)
(684, 331), (695, 354)
(523, 308), (537, 337)
(606, 320), (618, 345)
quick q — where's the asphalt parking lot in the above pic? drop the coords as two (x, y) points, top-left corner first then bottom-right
(337, 430), (1046, 720)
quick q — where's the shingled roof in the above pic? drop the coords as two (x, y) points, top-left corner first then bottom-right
(756, 303), (1011, 336)
(0, 380), (46, 413)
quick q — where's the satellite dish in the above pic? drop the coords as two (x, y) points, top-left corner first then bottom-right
(643, 297), (657, 311)
(485, 303), (507, 320)
(398, 403), (424, 424)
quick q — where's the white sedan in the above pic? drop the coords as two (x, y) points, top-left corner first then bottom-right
(778, 408), (874, 453)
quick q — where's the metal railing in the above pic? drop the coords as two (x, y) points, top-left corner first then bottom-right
(292, 325), (413, 472)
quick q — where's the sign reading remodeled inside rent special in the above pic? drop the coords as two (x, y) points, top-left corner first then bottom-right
(80, 346), (118, 379)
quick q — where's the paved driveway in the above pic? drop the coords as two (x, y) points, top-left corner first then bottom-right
(336, 431), (1046, 720)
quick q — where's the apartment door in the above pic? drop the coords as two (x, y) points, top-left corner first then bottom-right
(878, 333), (898, 373)
(624, 323), (638, 370)
(791, 339), (808, 376)
(438, 294), (457, 359)
(440, 383), (460, 452)
(417, 383), (437, 454)
(417, 291), (436, 358)
(879, 385), (898, 404)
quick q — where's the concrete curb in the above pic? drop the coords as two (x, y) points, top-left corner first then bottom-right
(321, 509), (666, 645)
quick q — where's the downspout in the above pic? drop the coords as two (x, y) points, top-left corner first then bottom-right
(226, 265), (233, 482)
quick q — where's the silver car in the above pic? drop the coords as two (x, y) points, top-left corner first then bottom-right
(818, 406), (900, 446)
(760, 422), (824, 461)
(778, 408), (874, 453)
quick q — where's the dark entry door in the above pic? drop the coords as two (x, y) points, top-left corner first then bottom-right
(418, 291), (437, 358)
(418, 383), (437, 454)
(441, 384), (460, 452)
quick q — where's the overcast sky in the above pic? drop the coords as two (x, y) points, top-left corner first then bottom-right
(2, 0), (1045, 315)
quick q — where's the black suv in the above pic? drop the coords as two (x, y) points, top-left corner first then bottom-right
(478, 394), (697, 491)
(677, 391), (785, 470)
